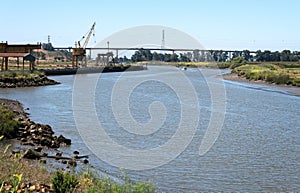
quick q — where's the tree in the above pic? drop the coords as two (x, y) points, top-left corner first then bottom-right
(179, 53), (190, 62)
(262, 50), (271, 62)
(152, 52), (160, 61)
(281, 50), (291, 61)
(255, 50), (263, 61)
(242, 50), (251, 61)
(170, 53), (179, 62)
(193, 49), (200, 62)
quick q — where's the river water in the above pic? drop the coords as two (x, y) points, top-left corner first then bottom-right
(0, 65), (299, 192)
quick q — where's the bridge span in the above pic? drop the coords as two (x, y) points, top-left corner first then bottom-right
(54, 47), (258, 54)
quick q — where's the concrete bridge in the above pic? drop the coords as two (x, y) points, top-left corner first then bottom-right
(54, 47), (258, 58)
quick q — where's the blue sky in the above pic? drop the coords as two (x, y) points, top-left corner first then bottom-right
(1, 0), (299, 51)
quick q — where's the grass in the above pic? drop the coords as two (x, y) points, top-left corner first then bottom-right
(0, 145), (156, 193)
(0, 143), (52, 192)
(232, 63), (300, 86)
(0, 106), (20, 138)
(0, 70), (45, 81)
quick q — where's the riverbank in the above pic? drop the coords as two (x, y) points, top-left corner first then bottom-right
(222, 72), (300, 96)
(0, 71), (60, 88)
(135, 61), (230, 69)
(0, 98), (78, 163)
(40, 65), (146, 76)
(0, 98), (155, 192)
(228, 63), (300, 86)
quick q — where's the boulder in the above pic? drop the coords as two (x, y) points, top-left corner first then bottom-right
(23, 149), (42, 160)
(57, 135), (71, 145)
(68, 159), (77, 167)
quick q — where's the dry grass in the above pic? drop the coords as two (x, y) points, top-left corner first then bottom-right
(0, 144), (52, 191)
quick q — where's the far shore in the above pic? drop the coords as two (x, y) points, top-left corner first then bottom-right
(222, 72), (300, 96)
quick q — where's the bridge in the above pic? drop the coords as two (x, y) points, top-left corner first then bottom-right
(54, 47), (258, 60)
(54, 47), (258, 54)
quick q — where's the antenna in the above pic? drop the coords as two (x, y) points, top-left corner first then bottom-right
(161, 30), (165, 49)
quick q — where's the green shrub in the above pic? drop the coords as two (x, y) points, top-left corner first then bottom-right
(81, 170), (155, 193)
(0, 106), (19, 138)
(51, 170), (79, 193)
(230, 57), (247, 69)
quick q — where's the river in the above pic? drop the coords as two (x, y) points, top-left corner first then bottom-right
(0, 65), (299, 192)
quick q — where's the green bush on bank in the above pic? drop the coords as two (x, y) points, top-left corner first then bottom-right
(230, 57), (247, 69)
(78, 170), (155, 193)
(51, 171), (79, 193)
(0, 106), (19, 138)
(232, 63), (300, 86)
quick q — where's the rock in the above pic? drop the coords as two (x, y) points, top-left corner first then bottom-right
(56, 152), (62, 157)
(34, 146), (43, 152)
(73, 150), (79, 155)
(40, 137), (52, 147)
(68, 159), (77, 167)
(23, 149), (42, 160)
(57, 135), (71, 145)
(50, 140), (60, 148)
(12, 149), (20, 154)
(4, 185), (12, 191)
(83, 159), (89, 164)
(28, 185), (36, 191)
(19, 131), (29, 137)
(40, 159), (47, 164)
(22, 141), (36, 146)
(62, 160), (68, 164)
(20, 182), (26, 189)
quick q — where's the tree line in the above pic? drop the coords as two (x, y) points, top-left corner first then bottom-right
(117, 49), (300, 63)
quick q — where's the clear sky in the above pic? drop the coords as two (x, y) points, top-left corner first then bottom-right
(1, 0), (299, 51)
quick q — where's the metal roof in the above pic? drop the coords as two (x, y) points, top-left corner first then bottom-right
(0, 53), (35, 61)
(0, 53), (30, 57)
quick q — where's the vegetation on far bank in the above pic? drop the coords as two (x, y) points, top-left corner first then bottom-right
(134, 56), (300, 87)
(132, 61), (232, 69)
(232, 63), (300, 86)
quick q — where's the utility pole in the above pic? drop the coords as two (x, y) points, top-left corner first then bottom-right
(161, 30), (165, 49)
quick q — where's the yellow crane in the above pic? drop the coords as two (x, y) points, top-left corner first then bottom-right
(72, 22), (96, 68)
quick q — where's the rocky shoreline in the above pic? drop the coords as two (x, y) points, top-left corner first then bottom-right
(0, 98), (88, 168)
(0, 74), (60, 88)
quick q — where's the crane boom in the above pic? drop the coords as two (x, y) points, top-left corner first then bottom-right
(72, 22), (96, 68)
(82, 22), (96, 49)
